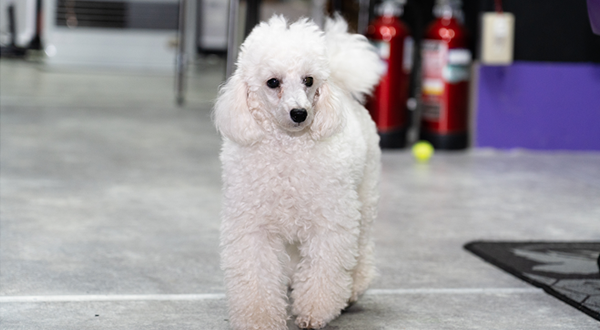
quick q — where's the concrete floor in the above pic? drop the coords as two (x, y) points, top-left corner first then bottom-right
(1, 58), (599, 329)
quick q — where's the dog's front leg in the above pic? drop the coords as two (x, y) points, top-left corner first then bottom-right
(221, 230), (288, 330)
(291, 229), (358, 329)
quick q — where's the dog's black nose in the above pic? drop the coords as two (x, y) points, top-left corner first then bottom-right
(290, 108), (308, 123)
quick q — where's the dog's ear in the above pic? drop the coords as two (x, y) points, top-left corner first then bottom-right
(310, 82), (346, 140)
(213, 74), (263, 145)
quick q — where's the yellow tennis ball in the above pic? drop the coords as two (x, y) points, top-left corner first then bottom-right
(412, 141), (434, 162)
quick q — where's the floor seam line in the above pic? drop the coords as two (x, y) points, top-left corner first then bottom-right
(0, 288), (544, 303)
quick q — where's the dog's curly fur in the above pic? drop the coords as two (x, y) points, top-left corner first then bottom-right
(213, 15), (384, 330)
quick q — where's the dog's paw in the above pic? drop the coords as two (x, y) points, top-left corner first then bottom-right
(347, 285), (367, 306)
(295, 315), (327, 329)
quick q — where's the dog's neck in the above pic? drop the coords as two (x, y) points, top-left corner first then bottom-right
(257, 128), (317, 152)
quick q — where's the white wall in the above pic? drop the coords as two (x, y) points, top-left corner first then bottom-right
(41, 0), (196, 71)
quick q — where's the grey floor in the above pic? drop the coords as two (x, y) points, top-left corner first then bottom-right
(1, 58), (599, 329)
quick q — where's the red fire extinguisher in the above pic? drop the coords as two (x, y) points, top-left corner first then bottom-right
(420, 0), (471, 149)
(366, 0), (413, 149)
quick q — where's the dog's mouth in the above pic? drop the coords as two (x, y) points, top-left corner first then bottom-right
(276, 118), (312, 135)
(283, 120), (311, 132)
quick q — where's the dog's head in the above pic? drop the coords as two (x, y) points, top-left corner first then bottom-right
(213, 16), (344, 146)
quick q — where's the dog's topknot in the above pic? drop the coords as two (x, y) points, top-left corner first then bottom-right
(324, 14), (385, 103)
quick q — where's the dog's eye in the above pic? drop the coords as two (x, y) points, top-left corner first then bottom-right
(303, 77), (314, 87)
(266, 78), (280, 89)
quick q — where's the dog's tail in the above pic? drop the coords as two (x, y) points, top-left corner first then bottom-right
(324, 15), (385, 103)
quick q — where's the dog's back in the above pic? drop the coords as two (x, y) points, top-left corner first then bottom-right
(324, 16), (385, 103)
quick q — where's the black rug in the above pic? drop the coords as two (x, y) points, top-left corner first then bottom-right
(464, 241), (600, 321)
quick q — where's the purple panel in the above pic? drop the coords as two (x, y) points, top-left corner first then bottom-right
(475, 62), (600, 150)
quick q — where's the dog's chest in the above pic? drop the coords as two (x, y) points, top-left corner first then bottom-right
(253, 145), (320, 200)
(231, 141), (354, 223)
(221, 132), (366, 239)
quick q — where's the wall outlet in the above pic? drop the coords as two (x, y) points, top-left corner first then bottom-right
(481, 12), (515, 65)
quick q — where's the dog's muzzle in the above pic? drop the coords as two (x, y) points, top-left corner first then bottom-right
(290, 108), (308, 123)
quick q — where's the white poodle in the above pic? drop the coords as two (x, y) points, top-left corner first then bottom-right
(213, 15), (383, 330)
